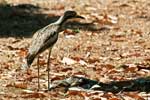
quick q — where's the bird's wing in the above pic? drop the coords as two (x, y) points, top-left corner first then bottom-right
(28, 24), (59, 56)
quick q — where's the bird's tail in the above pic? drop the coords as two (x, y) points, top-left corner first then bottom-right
(26, 53), (36, 67)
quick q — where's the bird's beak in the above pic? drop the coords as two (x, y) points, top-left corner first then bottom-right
(75, 15), (85, 19)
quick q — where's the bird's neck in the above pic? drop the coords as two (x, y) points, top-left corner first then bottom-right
(54, 15), (68, 25)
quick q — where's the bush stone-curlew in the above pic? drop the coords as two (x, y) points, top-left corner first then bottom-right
(23, 11), (84, 90)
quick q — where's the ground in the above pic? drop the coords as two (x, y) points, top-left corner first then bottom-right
(0, 0), (150, 99)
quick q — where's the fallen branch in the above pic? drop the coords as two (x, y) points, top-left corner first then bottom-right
(49, 76), (150, 93)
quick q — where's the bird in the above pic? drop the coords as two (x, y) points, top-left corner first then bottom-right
(23, 10), (84, 90)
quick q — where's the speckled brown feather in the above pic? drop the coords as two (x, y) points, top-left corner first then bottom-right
(24, 10), (84, 68)
(26, 24), (60, 66)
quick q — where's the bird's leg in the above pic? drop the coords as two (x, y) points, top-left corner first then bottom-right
(47, 49), (52, 90)
(37, 56), (40, 91)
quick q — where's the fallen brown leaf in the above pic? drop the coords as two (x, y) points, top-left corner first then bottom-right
(14, 82), (27, 89)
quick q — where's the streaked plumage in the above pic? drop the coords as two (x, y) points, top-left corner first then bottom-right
(27, 24), (60, 66)
(24, 10), (84, 90)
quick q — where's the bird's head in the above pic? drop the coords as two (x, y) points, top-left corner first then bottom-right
(55, 10), (84, 25)
(63, 11), (84, 20)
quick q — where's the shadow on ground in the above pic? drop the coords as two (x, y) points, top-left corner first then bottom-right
(50, 76), (150, 93)
(0, 4), (58, 38)
(0, 4), (105, 38)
